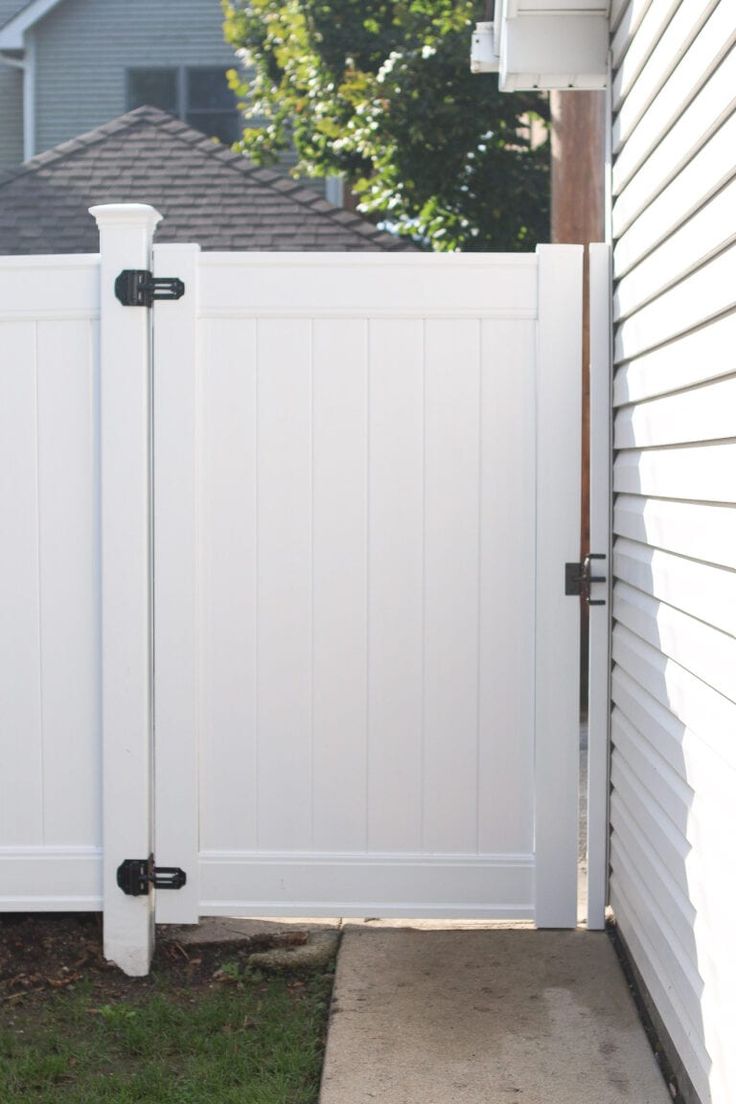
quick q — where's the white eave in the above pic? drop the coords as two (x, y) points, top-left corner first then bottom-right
(472, 1), (610, 92)
(0, 0), (65, 50)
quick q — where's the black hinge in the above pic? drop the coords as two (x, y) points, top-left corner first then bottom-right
(565, 553), (607, 606)
(114, 269), (185, 307)
(116, 855), (187, 897)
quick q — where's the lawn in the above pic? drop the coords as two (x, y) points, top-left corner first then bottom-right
(0, 916), (334, 1104)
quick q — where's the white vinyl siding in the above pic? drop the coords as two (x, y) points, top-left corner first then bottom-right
(32, 0), (236, 154)
(610, 4), (736, 1104)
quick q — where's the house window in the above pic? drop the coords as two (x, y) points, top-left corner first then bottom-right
(127, 67), (240, 144)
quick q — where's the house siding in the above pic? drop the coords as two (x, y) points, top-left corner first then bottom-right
(609, 4), (736, 1104)
(0, 62), (22, 171)
(0, 0), (23, 25)
(0, 0), (25, 169)
(32, 0), (236, 155)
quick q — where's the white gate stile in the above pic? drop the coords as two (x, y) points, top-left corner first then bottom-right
(152, 242), (201, 924)
(153, 243), (583, 930)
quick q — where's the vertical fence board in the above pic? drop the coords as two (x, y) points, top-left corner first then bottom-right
(36, 320), (99, 846)
(311, 319), (369, 852)
(256, 318), (313, 851)
(198, 318), (259, 854)
(478, 319), (537, 856)
(0, 322), (43, 847)
(422, 319), (482, 853)
(366, 319), (425, 853)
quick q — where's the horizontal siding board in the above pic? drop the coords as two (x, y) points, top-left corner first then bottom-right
(613, 538), (736, 633)
(612, 0), (682, 101)
(612, 708), (694, 824)
(612, 863), (733, 1092)
(608, 860), (706, 1032)
(612, 49), (736, 236)
(613, 243), (736, 359)
(610, 878), (712, 1073)
(613, 495), (736, 568)
(613, 580), (736, 700)
(612, 0), (720, 153)
(613, 312), (736, 402)
(614, 111), (736, 280)
(609, 832), (697, 982)
(610, 0), (637, 33)
(610, 755), (689, 880)
(611, 667), (736, 805)
(611, 0), (659, 71)
(614, 373), (736, 448)
(611, 771), (736, 953)
(613, 442), (736, 503)
(614, 179), (736, 320)
(613, 4), (736, 192)
(611, 887), (712, 1104)
(612, 625), (736, 769)
(611, 818), (695, 940)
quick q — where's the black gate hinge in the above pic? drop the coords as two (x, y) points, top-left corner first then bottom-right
(114, 269), (185, 307)
(116, 855), (187, 897)
(565, 553), (607, 606)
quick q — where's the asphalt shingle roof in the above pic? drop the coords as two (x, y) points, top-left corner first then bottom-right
(0, 105), (414, 254)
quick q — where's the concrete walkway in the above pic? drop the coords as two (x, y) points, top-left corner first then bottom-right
(319, 924), (671, 1104)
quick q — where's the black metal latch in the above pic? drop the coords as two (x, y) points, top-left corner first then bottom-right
(116, 856), (187, 897)
(114, 269), (185, 307)
(565, 553), (607, 606)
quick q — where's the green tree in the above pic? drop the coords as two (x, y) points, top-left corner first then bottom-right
(223, 1), (549, 251)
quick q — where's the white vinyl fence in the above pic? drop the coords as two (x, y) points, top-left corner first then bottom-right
(1, 205), (583, 974)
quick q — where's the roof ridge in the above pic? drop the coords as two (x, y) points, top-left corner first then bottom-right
(0, 104), (415, 251)
(1, 106), (182, 181)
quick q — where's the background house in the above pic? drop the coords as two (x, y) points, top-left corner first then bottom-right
(478, 4), (736, 1104)
(0, 0), (341, 200)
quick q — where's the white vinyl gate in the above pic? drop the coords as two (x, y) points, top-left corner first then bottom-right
(0, 205), (583, 975)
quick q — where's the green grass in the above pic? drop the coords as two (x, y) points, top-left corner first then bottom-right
(0, 968), (333, 1103)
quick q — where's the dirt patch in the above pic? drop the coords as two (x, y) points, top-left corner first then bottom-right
(0, 912), (336, 1007)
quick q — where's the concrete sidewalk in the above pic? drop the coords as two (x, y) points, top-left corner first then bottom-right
(319, 924), (671, 1104)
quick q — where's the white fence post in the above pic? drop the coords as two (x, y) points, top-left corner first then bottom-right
(91, 203), (161, 975)
(534, 244), (583, 929)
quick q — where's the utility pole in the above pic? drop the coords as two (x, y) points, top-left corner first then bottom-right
(550, 90), (606, 701)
